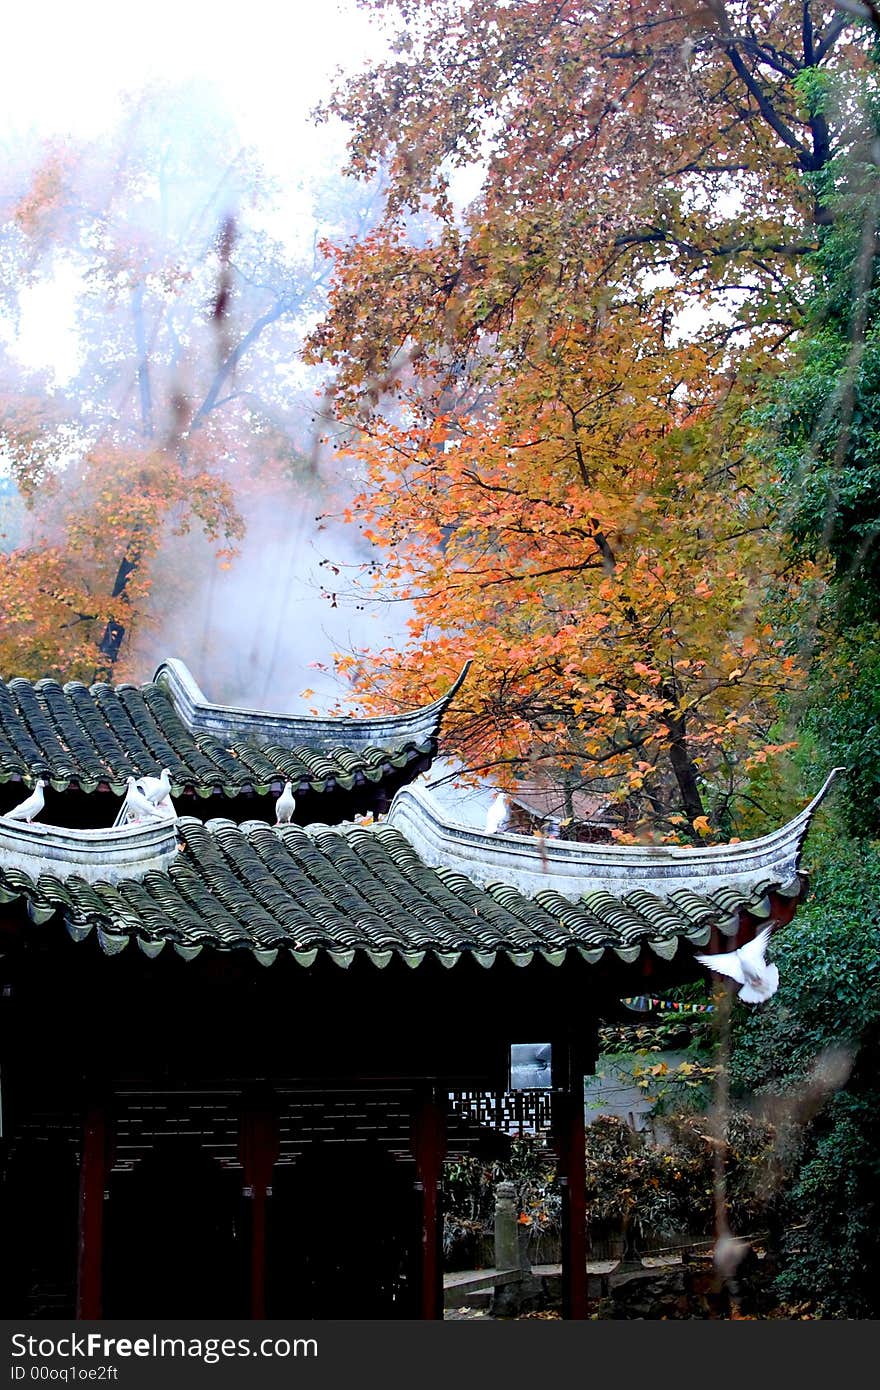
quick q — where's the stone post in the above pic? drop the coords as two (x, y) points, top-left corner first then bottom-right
(493, 1180), (541, 1317)
(494, 1180), (519, 1272)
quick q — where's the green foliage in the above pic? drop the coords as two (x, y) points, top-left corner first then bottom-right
(802, 621), (880, 835)
(756, 136), (878, 586)
(763, 218), (880, 621)
(757, 106), (880, 835)
(442, 1135), (560, 1263)
(746, 91), (880, 1311)
(735, 833), (880, 1073)
(731, 832), (880, 1316)
(793, 65), (832, 119)
(776, 1093), (880, 1318)
(442, 1112), (777, 1266)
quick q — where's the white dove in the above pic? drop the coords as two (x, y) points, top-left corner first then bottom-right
(137, 767), (172, 805)
(3, 778), (46, 822)
(485, 792), (511, 834)
(695, 924), (779, 1003)
(275, 781), (296, 824)
(118, 776), (175, 825)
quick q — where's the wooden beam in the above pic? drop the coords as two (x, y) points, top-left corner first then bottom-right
(76, 1097), (108, 1320)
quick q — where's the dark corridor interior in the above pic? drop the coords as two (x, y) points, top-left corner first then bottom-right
(2, 1127), (420, 1319)
(267, 1141), (417, 1318)
(103, 1139), (244, 1318)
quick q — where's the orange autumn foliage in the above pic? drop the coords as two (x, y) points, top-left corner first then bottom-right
(307, 1), (863, 832)
(327, 346), (803, 833)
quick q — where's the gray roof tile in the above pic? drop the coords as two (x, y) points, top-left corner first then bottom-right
(0, 814), (805, 970)
(0, 660), (467, 801)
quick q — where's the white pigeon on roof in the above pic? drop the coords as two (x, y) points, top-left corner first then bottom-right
(275, 781), (296, 825)
(485, 792), (511, 834)
(695, 924), (779, 1004)
(2, 778), (46, 823)
(137, 767), (172, 805)
(117, 776), (176, 826)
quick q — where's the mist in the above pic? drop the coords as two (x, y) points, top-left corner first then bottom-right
(0, 77), (415, 709)
(132, 483), (415, 715)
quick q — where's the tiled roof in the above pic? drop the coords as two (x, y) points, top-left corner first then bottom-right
(0, 813), (806, 971)
(0, 659), (469, 802)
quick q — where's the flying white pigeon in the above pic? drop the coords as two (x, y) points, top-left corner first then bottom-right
(2, 778), (46, 823)
(275, 781), (296, 825)
(485, 792), (511, 834)
(695, 924), (779, 1004)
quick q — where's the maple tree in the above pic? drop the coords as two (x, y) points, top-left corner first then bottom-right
(308, 0), (875, 834)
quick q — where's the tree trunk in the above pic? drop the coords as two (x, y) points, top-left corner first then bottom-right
(661, 682), (705, 826)
(94, 547), (141, 681)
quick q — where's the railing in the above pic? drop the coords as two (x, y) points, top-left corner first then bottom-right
(448, 1089), (553, 1135)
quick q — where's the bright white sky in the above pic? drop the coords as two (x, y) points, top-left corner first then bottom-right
(1, 0), (386, 155)
(1, 0), (391, 377)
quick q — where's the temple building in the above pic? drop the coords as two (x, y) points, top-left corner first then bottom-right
(0, 658), (837, 1319)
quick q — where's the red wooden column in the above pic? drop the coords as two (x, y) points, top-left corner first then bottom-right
(239, 1091), (280, 1320)
(554, 1089), (588, 1319)
(76, 1097), (109, 1320)
(552, 1026), (594, 1321)
(411, 1084), (446, 1320)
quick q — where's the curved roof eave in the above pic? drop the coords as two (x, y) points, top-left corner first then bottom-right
(0, 816), (179, 888)
(0, 771), (837, 971)
(385, 768), (844, 902)
(0, 660), (470, 800)
(153, 657), (471, 754)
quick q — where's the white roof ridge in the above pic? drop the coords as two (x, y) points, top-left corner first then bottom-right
(385, 770), (843, 902)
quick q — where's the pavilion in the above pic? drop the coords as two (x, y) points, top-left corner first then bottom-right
(0, 658), (837, 1319)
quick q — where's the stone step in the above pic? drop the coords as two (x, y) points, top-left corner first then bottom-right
(443, 1268), (524, 1307)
